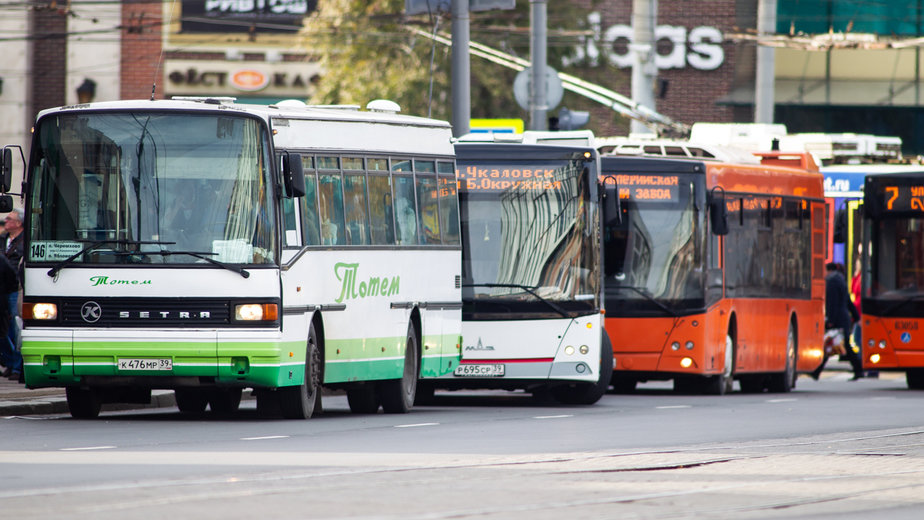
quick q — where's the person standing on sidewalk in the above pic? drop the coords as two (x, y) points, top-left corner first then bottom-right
(0, 208), (23, 381)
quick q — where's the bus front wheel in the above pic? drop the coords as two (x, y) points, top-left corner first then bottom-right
(66, 387), (102, 419)
(704, 333), (735, 395)
(279, 323), (322, 419)
(380, 322), (419, 414)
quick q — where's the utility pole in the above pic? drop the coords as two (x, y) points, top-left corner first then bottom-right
(630, 0), (657, 135)
(755, 0), (777, 123)
(451, 0), (470, 137)
(529, 0), (548, 131)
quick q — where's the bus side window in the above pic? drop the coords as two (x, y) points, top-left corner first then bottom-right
(301, 163), (320, 245)
(438, 170), (460, 245)
(416, 175), (441, 245)
(318, 169), (345, 246)
(368, 174), (395, 245)
(393, 174), (418, 245)
(343, 173), (370, 245)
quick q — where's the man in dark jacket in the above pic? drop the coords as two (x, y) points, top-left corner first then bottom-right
(0, 253), (19, 380)
(823, 262), (864, 380)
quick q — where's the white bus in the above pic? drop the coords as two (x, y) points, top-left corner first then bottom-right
(421, 131), (611, 404)
(1, 97), (461, 418)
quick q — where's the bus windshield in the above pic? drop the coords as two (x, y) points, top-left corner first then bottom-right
(866, 216), (924, 310)
(458, 157), (598, 319)
(27, 111), (276, 265)
(603, 173), (706, 315)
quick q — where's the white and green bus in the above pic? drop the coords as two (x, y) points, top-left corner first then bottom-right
(0, 97), (461, 418)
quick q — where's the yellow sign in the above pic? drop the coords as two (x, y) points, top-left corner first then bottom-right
(469, 118), (525, 135)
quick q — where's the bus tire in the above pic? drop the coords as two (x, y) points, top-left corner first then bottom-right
(550, 331), (614, 405)
(907, 369), (924, 389)
(415, 381), (436, 405)
(208, 388), (243, 414)
(279, 323), (321, 419)
(347, 384), (379, 413)
(381, 322), (419, 414)
(610, 376), (637, 394)
(768, 323), (797, 393)
(704, 332), (735, 395)
(66, 387), (101, 419)
(175, 388), (208, 414)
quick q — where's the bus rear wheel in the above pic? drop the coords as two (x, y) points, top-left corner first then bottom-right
(279, 323), (322, 419)
(380, 322), (419, 414)
(208, 388), (243, 414)
(175, 388), (208, 413)
(550, 331), (614, 405)
(768, 324), (797, 393)
(66, 387), (101, 419)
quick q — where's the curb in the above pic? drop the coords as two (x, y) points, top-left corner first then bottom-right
(0, 390), (177, 417)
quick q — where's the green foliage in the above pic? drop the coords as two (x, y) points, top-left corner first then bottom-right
(301, 1), (600, 123)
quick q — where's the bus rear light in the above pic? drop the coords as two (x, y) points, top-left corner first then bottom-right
(27, 303), (58, 320)
(870, 353), (881, 364)
(680, 357), (693, 368)
(234, 303), (278, 322)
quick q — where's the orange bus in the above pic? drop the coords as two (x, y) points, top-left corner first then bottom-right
(860, 170), (924, 388)
(600, 152), (826, 394)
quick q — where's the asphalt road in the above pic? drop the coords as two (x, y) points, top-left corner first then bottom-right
(2, 372), (924, 520)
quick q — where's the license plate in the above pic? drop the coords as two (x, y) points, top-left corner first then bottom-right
(118, 358), (173, 371)
(454, 364), (505, 377)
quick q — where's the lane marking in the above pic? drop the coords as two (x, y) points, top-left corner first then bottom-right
(534, 415), (573, 419)
(240, 436), (290, 441)
(656, 405), (691, 409)
(60, 446), (116, 451)
(765, 398), (798, 403)
(394, 423), (439, 428)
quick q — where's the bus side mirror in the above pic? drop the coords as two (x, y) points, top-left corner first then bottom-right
(283, 152), (306, 198)
(0, 196), (11, 213)
(0, 147), (11, 193)
(602, 182), (621, 226)
(709, 192), (728, 236)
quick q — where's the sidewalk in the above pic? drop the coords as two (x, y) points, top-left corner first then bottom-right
(0, 376), (176, 416)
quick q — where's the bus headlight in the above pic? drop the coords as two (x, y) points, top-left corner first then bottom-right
(579, 345), (589, 355)
(879, 340), (887, 349)
(28, 303), (58, 320)
(234, 303), (278, 322)
(671, 342), (681, 351)
(564, 345), (575, 355)
(685, 341), (694, 350)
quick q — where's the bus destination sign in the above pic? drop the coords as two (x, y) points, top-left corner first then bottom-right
(882, 184), (924, 213)
(613, 174), (680, 202)
(457, 165), (566, 192)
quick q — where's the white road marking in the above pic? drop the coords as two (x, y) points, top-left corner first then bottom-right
(60, 446), (116, 451)
(656, 405), (691, 409)
(766, 398), (798, 403)
(394, 422), (439, 428)
(240, 435), (290, 441)
(534, 415), (573, 419)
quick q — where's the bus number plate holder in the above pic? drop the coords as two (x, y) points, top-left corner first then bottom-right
(118, 358), (173, 371)
(453, 364), (505, 377)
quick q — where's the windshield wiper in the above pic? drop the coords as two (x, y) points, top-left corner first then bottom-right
(610, 285), (679, 316)
(463, 283), (571, 318)
(119, 249), (250, 278)
(47, 239), (175, 278)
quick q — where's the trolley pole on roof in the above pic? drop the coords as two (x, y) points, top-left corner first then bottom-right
(529, 0), (548, 131)
(451, 0), (471, 137)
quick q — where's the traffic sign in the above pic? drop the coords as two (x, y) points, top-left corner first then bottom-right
(513, 67), (563, 111)
(406, 0), (514, 15)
